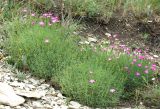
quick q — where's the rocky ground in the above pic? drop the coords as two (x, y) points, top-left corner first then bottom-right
(0, 59), (92, 109)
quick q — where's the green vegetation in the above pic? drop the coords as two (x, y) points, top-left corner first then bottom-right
(1, 0), (160, 108)
(33, 0), (160, 20)
(4, 13), (157, 107)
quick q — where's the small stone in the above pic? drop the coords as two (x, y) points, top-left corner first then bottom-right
(84, 41), (90, 44)
(105, 33), (111, 37)
(32, 101), (43, 108)
(29, 78), (38, 85)
(4, 106), (11, 109)
(10, 81), (25, 89)
(39, 79), (45, 83)
(69, 101), (81, 109)
(44, 104), (52, 108)
(16, 106), (22, 109)
(26, 84), (36, 89)
(39, 84), (50, 90)
(61, 105), (68, 109)
(88, 37), (97, 43)
(57, 93), (63, 98)
(23, 80), (29, 84)
(153, 55), (159, 58)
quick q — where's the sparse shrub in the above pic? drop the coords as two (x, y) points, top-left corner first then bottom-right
(16, 72), (26, 81)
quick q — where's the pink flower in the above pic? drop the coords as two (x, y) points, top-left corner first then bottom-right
(144, 70), (148, 74)
(110, 89), (116, 93)
(135, 72), (140, 77)
(137, 49), (142, 53)
(127, 51), (130, 55)
(137, 64), (142, 67)
(145, 66), (148, 68)
(151, 67), (156, 71)
(119, 45), (126, 48)
(89, 79), (96, 84)
(138, 55), (145, 60)
(39, 21), (45, 26)
(151, 64), (157, 71)
(133, 59), (137, 62)
(51, 16), (59, 23)
(152, 64), (156, 67)
(31, 13), (35, 16)
(43, 13), (48, 17)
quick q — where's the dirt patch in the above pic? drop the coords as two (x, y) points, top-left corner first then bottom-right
(77, 14), (160, 54)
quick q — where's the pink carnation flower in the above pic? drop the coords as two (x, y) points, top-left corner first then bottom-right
(31, 13), (35, 16)
(51, 16), (59, 23)
(138, 55), (145, 60)
(39, 21), (45, 26)
(135, 72), (140, 77)
(89, 79), (96, 84)
(137, 63), (142, 67)
(144, 70), (148, 74)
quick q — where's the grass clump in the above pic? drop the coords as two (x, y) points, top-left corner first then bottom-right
(5, 13), (79, 79)
(55, 46), (157, 107)
(57, 50), (127, 107)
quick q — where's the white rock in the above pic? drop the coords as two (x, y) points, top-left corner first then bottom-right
(84, 41), (90, 44)
(26, 84), (36, 89)
(10, 81), (25, 89)
(15, 90), (46, 99)
(29, 78), (38, 85)
(38, 84), (50, 90)
(69, 101), (81, 109)
(57, 93), (63, 98)
(0, 83), (25, 106)
(153, 55), (159, 58)
(39, 79), (45, 83)
(79, 41), (85, 44)
(105, 33), (111, 37)
(61, 105), (68, 109)
(32, 101), (43, 108)
(88, 37), (97, 42)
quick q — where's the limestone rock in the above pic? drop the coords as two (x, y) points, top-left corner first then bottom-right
(15, 90), (46, 99)
(0, 83), (25, 106)
(88, 37), (97, 43)
(69, 101), (81, 109)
